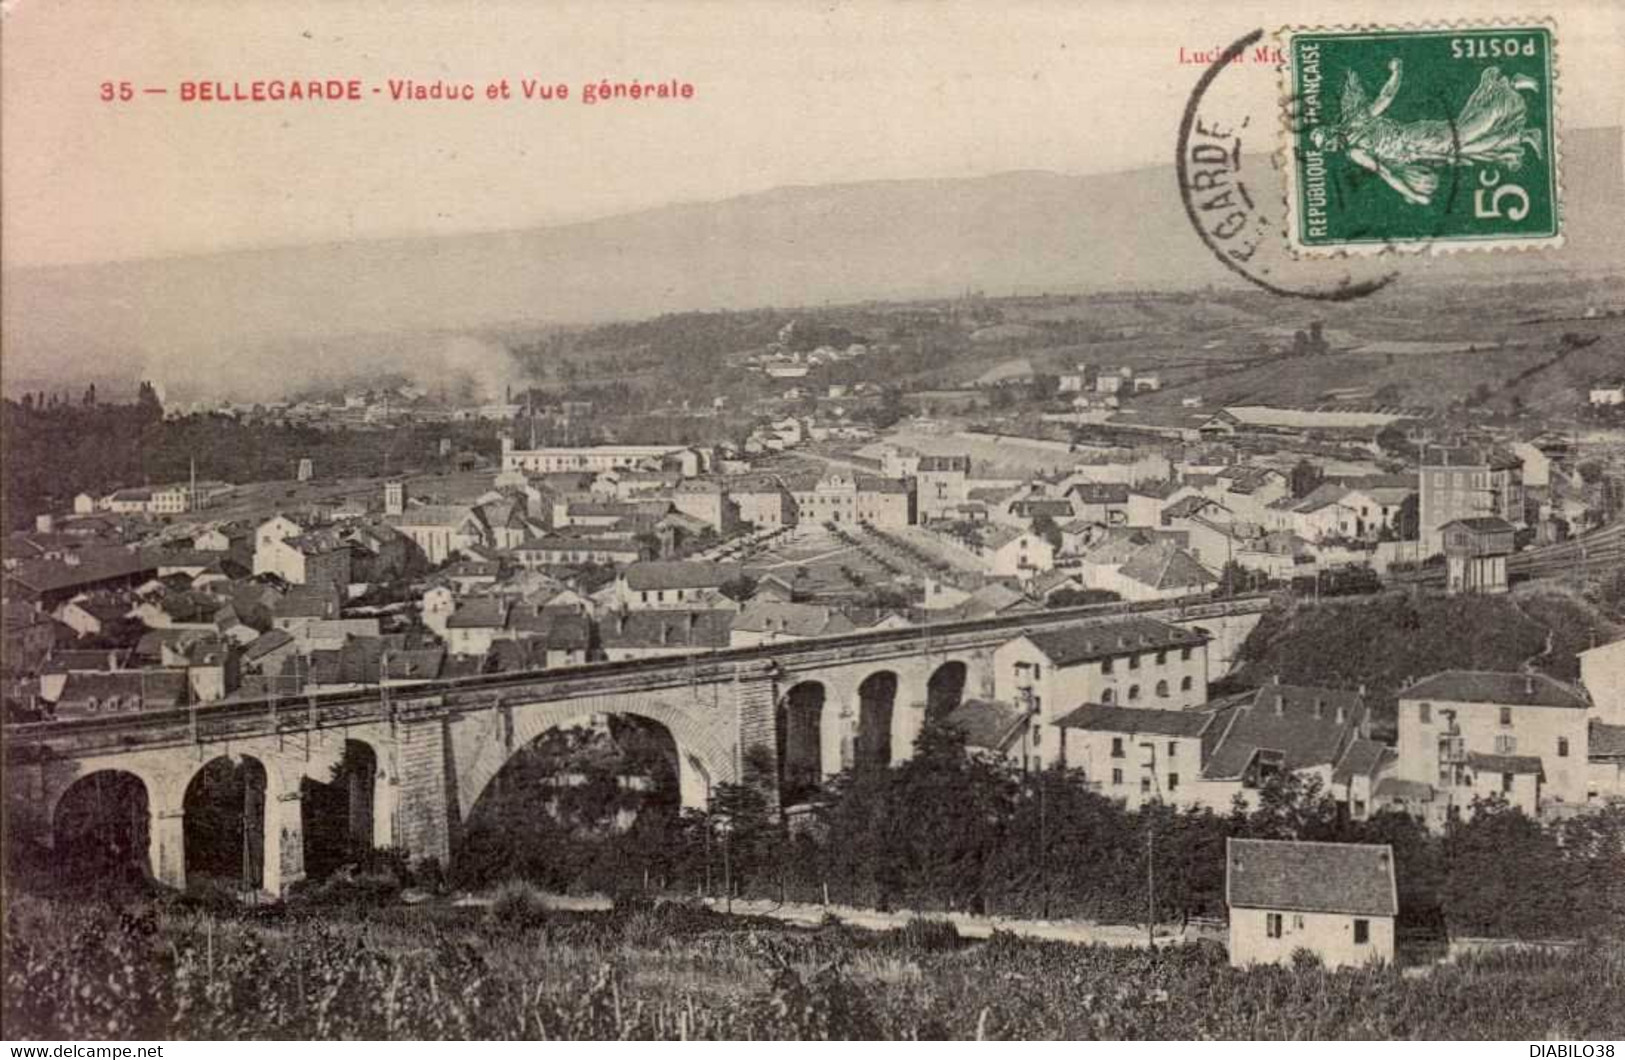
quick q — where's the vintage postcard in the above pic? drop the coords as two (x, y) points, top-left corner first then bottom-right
(2, 0), (1623, 1046)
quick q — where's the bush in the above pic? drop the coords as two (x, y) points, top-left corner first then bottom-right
(1290, 946), (1324, 973)
(897, 916), (962, 953)
(488, 880), (550, 931)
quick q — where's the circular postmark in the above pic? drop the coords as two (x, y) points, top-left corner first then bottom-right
(1175, 29), (1464, 300)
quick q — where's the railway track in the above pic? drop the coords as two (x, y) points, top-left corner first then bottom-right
(1394, 521), (1625, 586)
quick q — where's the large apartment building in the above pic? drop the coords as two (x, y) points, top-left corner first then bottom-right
(1418, 445), (1524, 557)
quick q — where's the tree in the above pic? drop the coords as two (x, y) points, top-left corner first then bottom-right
(1395, 493), (1420, 540)
(718, 573), (758, 603)
(1029, 512), (1063, 553)
(1288, 459), (1324, 499)
(1047, 588), (1119, 608)
(1029, 374), (1061, 402)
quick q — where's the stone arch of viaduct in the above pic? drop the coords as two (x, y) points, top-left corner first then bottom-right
(6, 604), (1262, 895)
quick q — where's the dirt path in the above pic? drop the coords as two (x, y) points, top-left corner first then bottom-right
(452, 889), (1190, 948)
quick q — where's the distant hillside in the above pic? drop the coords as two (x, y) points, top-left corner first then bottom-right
(3, 127), (1620, 400)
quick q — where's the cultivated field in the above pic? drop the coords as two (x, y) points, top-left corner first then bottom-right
(7, 890), (1623, 1040)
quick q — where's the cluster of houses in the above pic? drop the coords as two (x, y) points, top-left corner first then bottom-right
(945, 615), (1625, 830)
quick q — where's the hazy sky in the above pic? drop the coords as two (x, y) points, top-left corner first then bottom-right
(4, 0), (1622, 267)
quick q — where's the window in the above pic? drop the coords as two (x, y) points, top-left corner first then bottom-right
(1112, 768), (1123, 786)
(1129, 654), (1141, 670)
(1128, 684), (1141, 702)
(1499, 706), (1513, 727)
(1101, 688), (1115, 704)
(1140, 777), (1152, 796)
(1102, 658), (1114, 675)
(1181, 646), (1192, 662)
(1111, 737), (1124, 758)
(1557, 737), (1569, 758)
(1156, 650), (1167, 665)
(1293, 914), (1305, 931)
(1156, 680), (1169, 698)
(1167, 741), (1177, 758)
(1168, 772), (1180, 791)
(1353, 919), (1370, 945)
(1034, 664), (1042, 679)
(1267, 913), (1283, 939)
(1502, 772), (1515, 794)
(1181, 676), (1193, 692)
(1495, 734), (1517, 755)
(1419, 702), (1431, 724)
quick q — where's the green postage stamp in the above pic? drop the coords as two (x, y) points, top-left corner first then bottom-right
(1283, 23), (1560, 253)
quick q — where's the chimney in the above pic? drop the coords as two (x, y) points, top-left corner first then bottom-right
(1335, 703), (1347, 725)
(35, 514), (54, 534)
(1358, 683), (1367, 697)
(1272, 674), (1281, 685)
(1274, 694), (1285, 716)
(1314, 697), (1325, 720)
(1525, 675), (1534, 696)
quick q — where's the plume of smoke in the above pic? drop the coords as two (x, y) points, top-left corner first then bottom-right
(137, 331), (524, 406)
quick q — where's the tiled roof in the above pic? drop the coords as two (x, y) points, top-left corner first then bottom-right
(1590, 720), (1625, 759)
(1163, 495), (1220, 519)
(391, 505), (482, 529)
(1227, 839), (1397, 917)
(731, 601), (854, 638)
(1375, 778), (1436, 802)
(1201, 683), (1367, 781)
(1117, 544), (1215, 591)
(446, 598), (510, 629)
(243, 629), (295, 661)
(5, 548), (156, 596)
(1440, 516), (1516, 534)
(1010, 499), (1075, 517)
(542, 612), (592, 650)
(1332, 738), (1393, 784)
(1466, 751), (1545, 776)
(599, 610), (733, 649)
(273, 586), (341, 620)
(55, 670), (187, 709)
(1400, 670), (1588, 710)
(1023, 617), (1205, 667)
(622, 561), (729, 591)
(1053, 702), (1214, 738)
(1068, 483), (1130, 505)
(944, 698), (1028, 751)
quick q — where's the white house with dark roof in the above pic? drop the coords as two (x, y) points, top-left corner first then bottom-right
(598, 609), (734, 661)
(1196, 680), (1373, 812)
(1226, 839), (1397, 969)
(1396, 670), (1591, 818)
(1391, 666), (1592, 816)
(614, 561), (738, 612)
(944, 698), (1033, 765)
(1052, 702), (1222, 808)
(729, 601), (855, 647)
(991, 619), (1210, 767)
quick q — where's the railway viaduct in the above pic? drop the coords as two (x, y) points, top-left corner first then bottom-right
(3, 596), (1266, 895)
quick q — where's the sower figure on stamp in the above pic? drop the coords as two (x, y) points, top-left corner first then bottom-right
(1311, 57), (1544, 206)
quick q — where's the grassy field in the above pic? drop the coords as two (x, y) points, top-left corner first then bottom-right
(6, 887), (1623, 1040)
